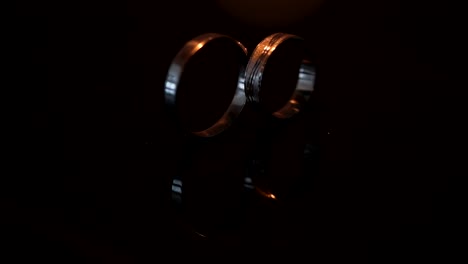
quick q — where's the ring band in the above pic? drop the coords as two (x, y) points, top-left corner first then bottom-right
(245, 33), (316, 119)
(164, 33), (248, 137)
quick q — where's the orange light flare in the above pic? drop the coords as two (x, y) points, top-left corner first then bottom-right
(256, 187), (278, 200)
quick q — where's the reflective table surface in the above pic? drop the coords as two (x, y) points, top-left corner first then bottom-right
(16, 0), (453, 262)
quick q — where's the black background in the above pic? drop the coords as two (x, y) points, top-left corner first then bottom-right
(10, 0), (458, 262)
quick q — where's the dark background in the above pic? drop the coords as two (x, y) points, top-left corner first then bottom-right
(10, 0), (458, 262)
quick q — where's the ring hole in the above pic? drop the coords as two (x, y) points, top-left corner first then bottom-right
(259, 38), (305, 114)
(176, 38), (245, 133)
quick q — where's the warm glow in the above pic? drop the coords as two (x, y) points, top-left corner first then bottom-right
(256, 188), (278, 200)
(289, 99), (298, 105)
(262, 45), (276, 52)
(217, 0), (324, 27)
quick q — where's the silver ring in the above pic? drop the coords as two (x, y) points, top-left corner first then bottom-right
(164, 33), (248, 137)
(245, 33), (316, 119)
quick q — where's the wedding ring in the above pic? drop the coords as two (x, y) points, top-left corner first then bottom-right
(245, 33), (315, 119)
(165, 33), (248, 137)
